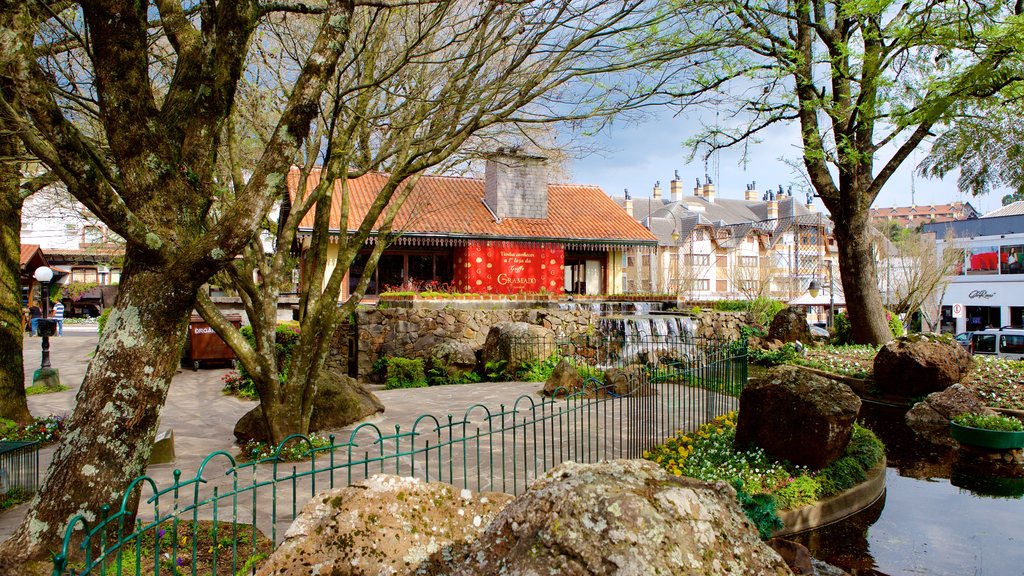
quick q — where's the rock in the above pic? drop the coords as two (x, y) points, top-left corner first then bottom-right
(543, 358), (584, 397)
(234, 371), (384, 443)
(256, 475), (512, 576)
(480, 321), (555, 376)
(448, 460), (792, 576)
(768, 306), (812, 344)
(428, 340), (479, 380)
(735, 365), (861, 470)
(768, 539), (814, 575)
(905, 384), (995, 447)
(602, 366), (656, 397)
(873, 334), (973, 397)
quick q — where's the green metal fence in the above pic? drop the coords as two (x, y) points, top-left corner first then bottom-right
(51, 335), (746, 575)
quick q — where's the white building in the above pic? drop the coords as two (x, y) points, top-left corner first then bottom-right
(924, 212), (1024, 333)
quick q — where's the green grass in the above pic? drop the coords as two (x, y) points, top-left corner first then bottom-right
(25, 383), (70, 395)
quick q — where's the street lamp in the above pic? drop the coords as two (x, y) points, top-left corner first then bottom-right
(32, 266), (60, 388)
(807, 262), (835, 328)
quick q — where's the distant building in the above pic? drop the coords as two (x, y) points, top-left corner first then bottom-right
(923, 214), (1024, 332)
(286, 152), (658, 299)
(870, 201), (979, 228)
(612, 177), (836, 310)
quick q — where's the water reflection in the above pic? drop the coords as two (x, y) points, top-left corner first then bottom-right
(789, 401), (1024, 576)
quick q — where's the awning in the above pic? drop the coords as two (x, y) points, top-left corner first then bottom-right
(789, 292), (846, 307)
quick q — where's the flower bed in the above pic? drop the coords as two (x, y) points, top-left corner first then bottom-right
(644, 412), (884, 538)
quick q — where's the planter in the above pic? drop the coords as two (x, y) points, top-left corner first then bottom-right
(950, 421), (1024, 450)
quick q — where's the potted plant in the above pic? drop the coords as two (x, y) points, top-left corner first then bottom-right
(950, 412), (1024, 450)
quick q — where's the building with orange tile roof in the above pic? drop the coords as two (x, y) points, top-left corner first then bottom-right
(286, 153), (658, 299)
(869, 201), (978, 227)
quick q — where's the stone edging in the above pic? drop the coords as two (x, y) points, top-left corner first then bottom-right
(772, 457), (887, 537)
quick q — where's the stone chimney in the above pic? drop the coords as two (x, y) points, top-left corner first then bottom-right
(693, 177), (703, 198)
(670, 170), (684, 201)
(805, 192), (814, 210)
(624, 188), (633, 217)
(767, 188), (778, 220)
(703, 180), (716, 203)
(652, 181), (662, 200)
(745, 181), (759, 202)
(484, 150), (548, 220)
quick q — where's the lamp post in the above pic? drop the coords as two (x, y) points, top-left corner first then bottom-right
(809, 264), (835, 328)
(32, 266), (60, 389)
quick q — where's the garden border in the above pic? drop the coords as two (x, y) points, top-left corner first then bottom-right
(773, 457), (887, 537)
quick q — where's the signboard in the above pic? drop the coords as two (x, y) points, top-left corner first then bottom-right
(454, 241), (564, 294)
(952, 303), (964, 319)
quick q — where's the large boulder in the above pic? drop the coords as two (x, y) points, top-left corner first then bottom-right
(542, 358), (584, 397)
(735, 365), (861, 470)
(256, 475), (512, 576)
(446, 460), (793, 576)
(873, 334), (973, 397)
(234, 371), (384, 443)
(428, 340), (479, 380)
(480, 321), (555, 376)
(767, 306), (812, 344)
(905, 384), (995, 448)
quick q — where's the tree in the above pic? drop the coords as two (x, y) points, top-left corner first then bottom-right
(875, 227), (963, 333)
(0, 0), (358, 563)
(0, 0), (690, 563)
(666, 0), (1024, 344)
(197, 0), (693, 446)
(919, 98), (1024, 200)
(0, 129), (32, 424)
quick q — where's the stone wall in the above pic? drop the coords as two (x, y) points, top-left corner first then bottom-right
(329, 302), (753, 379)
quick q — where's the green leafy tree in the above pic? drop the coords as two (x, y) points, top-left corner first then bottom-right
(0, 0), (355, 563)
(665, 0), (1024, 344)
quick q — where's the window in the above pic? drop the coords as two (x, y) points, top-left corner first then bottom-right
(967, 246), (1000, 275)
(83, 225), (104, 244)
(685, 254), (710, 266)
(740, 255), (758, 267)
(694, 279), (710, 291)
(1001, 335), (1024, 355)
(1001, 245), (1024, 275)
(72, 267), (98, 283)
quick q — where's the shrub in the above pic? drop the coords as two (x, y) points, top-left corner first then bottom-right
(886, 310), (905, 338)
(426, 357), (481, 386)
(517, 353), (562, 382)
(731, 479), (784, 539)
(953, 412), (1024, 432)
(227, 323), (302, 396)
(832, 312), (852, 345)
(384, 357), (427, 389)
(0, 414), (67, 444)
(748, 343), (797, 366)
(712, 300), (749, 312)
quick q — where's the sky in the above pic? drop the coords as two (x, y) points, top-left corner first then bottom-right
(569, 107), (1006, 216)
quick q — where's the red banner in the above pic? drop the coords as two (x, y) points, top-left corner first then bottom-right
(454, 241), (564, 294)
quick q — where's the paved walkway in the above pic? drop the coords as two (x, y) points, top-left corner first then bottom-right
(1, 329), (544, 543)
(3, 328), (731, 550)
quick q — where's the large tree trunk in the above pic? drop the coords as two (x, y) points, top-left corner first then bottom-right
(0, 267), (197, 565)
(0, 132), (31, 423)
(831, 203), (893, 345)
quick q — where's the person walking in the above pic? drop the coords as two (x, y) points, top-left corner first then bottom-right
(52, 300), (65, 336)
(28, 303), (41, 336)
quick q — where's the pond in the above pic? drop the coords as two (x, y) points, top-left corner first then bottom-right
(790, 400), (1024, 576)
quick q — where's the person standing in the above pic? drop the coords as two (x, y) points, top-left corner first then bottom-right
(28, 303), (41, 336)
(52, 300), (64, 336)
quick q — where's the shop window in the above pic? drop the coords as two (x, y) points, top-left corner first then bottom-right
(966, 246), (1000, 275)
(1000, 245), (1024, 274)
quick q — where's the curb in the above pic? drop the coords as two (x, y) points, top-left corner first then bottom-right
(773, 457), (887, 537)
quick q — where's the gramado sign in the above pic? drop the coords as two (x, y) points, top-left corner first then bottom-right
(454, 241), (565, 294)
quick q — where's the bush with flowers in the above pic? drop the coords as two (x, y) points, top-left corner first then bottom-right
(644, 411), (884, 538)
(0, 414), (67, 445)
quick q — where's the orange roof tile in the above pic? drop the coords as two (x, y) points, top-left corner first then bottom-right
(288, 168), (657, 245)
(19, 244), (44, 268)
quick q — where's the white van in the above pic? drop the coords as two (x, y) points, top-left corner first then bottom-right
(969, 329), (1024, 361)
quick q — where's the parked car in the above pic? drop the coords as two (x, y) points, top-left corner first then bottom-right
(808, 323), (829, 338)
(969, 329), (1024, 361)
(953, 332), (972, 349)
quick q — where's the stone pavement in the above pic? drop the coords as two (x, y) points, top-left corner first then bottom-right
(1, 328), (542, 543)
